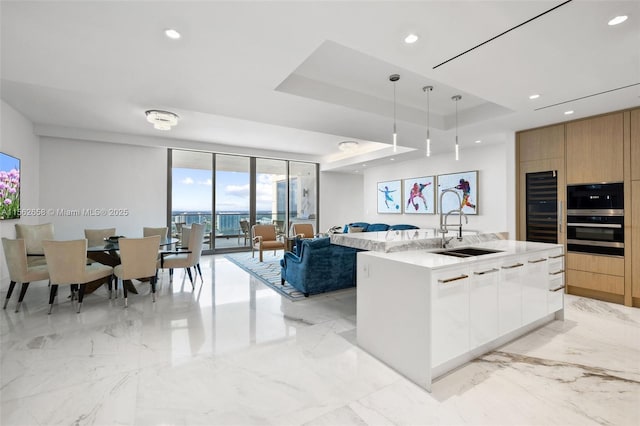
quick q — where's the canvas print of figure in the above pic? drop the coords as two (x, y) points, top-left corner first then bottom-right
(377, 180), (402, 214)
(402, 176), (435, 214)
(437, 171), (478, 215)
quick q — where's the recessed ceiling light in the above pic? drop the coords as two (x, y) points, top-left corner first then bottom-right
(475, 140), (482, 144)
(165, 28), (181, 39)
(338, 140), (359, 151)
(564, 110), (574, 115)
(362, 164), (367, 167)
(529, 94), (540, 100)
(390, 158), (395, 161)
(608, 15), (628, 26)
(404, 33), (419, 44)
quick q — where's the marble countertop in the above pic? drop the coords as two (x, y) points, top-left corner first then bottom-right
(358, 239), (563, 270)
(330, 229), (501, 253)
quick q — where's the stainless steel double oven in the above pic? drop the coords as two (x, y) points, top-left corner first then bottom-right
(566, 182), (624, 257)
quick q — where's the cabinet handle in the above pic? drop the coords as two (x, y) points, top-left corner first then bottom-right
(501, 263), (524, 269)
(438, 274), (469, 284)
(528, 258), (547, 264)
(549, 253), (565, 259)
(549, 269), (565, 275)
(549, 286), (565, 292)
(474, 268), (499, 275)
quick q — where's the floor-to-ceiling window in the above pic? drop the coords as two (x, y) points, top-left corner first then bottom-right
(215, 154), (251, 250)
(169, 150), (214, 249)
(256, 158), (287, 235)
(169, 149), (318, 253)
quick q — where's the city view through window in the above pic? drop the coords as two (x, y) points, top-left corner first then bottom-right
(170, 150), (317, 251)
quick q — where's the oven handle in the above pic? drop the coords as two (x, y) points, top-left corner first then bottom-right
(566, 223), (622, 229)
(567, 239), (624, 248)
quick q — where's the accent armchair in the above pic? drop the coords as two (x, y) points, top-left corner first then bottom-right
(280, 237), (357, 297)
(251, 224), (285, 262)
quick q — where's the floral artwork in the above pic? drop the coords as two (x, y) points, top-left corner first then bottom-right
(402, 176), (435, 214)
(377, 180), (401, 214)
(437, 170), (478, 215)
(0, 152), (20, 220)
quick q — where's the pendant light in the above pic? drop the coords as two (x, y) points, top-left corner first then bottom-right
(423, 85), (433, 157)
(389, 74), (400, 152)
(452, 95), (461, 160)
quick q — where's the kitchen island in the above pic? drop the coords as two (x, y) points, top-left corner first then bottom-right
(357, 239), (565, 391)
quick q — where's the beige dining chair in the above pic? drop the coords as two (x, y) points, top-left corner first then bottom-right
(84, 228), (116, 247)
(2, 238), (50, 312)
(42, 239), (114, 314)
(161, 222), (205, 289)
(114, 235), (161, 307)
(251, 224), (285, 262)
(143, 227), (168, 239)
(15, 223), (55, 267)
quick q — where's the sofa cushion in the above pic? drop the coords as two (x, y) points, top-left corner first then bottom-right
(367, 223), (390, 232)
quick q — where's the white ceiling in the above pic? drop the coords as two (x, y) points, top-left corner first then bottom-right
(1, 1), (638, 172)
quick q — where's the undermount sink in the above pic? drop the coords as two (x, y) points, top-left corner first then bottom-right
(433, 247), (503, 258)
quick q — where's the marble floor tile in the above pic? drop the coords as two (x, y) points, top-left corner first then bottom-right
(1, 255), (639, 426)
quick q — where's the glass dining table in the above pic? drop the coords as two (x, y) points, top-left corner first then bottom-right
(85, 237), (178, 294)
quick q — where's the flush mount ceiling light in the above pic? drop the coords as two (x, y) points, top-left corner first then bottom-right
(452, 95), (462, 161)
(423, 85), (433, 157)
(145, 110), (179, 131)
(164, 28), (181, 39)
(404, 33), (419, 44)
(529, 94), (540, 99)
(390, 74), (400, 152)
(564, 110), (575, 115)
(338, 140), (359, 151)
(608, 15), (628, 26)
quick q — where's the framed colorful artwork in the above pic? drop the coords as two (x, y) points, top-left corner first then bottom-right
(377, 180), (402, 214)
(437, 170), (478, 215)
(402, 176), (435, 214)
(0, 152), (21, 220)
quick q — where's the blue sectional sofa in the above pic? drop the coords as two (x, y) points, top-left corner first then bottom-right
(280, 237), (357, 297)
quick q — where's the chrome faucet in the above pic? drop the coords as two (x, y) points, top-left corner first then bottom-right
(439, 189), (469, 247)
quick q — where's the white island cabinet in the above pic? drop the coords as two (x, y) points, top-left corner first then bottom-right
(357, 240), (564, 392)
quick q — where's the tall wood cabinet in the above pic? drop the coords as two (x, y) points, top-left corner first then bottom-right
(566, 112), (624, 184)
(517, 108), (638, 307)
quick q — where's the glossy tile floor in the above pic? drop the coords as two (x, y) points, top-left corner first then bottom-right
(1, 255), (639, 425)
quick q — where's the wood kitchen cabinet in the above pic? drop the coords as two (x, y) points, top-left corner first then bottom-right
(566, 112), (624, 184)
(516, 124), (565, 244)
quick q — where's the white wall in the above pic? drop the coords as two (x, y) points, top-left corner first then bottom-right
(319, 171), (363, 233)
(363, 143), (513, 235)
(39, 137), (166, 239)
(0, 100), (41, 282)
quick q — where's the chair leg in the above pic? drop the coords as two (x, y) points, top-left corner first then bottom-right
(108, 275), (113, 299)
(186, 267), (194, 285)
(123, 279), (128, 308)
(77, 284), (86, 313)
(169, 268), (174, 282)
(3, 281), (16, 309)
(15, 282), (31, 313)
(259, 250), (263, 262)
(48, 285), (58, 314)
(70, 284), (78, 301)
(150, 276), (157, 302)
(196, 264), (203, 282)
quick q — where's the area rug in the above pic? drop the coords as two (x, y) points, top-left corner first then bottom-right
(224, 252), (307, 301)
